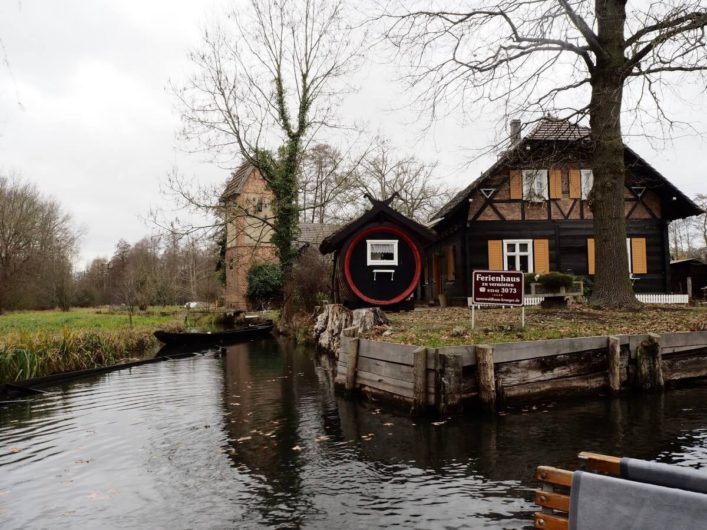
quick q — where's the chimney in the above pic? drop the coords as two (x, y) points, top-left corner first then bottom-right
(509, 119), (521, 144)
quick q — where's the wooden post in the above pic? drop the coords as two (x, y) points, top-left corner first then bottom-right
(687, 276), (692, 299)
(342, 327), (359, 394)
(607, 336), (621, 395)
(636, 333), (664, 392)
(650, 333), (664, 390)
(476, 344), (496, 412)
(412, 347), (428, 415)
(435, 353), (462, 415)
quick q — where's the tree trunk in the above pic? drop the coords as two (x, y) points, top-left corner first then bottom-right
(588, 0), (641, 309)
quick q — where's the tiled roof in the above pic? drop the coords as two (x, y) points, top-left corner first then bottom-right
(525, 117), (591, 141)
(432, 117), (591, 220)
(298, 223), (340, 247)
(431, 117), (700, 222)
(221, 162), (255, 201)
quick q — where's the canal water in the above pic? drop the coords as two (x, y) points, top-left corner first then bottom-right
(1, 339), (707, 529)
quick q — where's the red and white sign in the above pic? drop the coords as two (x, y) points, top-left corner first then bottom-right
(472, 270), (524, 306)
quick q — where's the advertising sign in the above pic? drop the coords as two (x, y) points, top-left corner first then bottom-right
(472, 270), (524, 306)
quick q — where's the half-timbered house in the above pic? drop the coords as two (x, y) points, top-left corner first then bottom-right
(424, 117), (702, 304)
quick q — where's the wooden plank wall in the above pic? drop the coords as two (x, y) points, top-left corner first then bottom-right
(335, 331), (707, 414)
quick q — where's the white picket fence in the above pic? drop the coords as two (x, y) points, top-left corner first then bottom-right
(636, 293), (689, 304)
(523, 293), (689, 306)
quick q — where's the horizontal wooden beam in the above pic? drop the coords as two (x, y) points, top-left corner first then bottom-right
(533, 511), (568, 530)
(534, 490), (570, 512)
(578, 452), (621, 476)
(535, 466), (573, 488)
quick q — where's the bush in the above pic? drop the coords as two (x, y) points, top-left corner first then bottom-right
(577, 275), (593, 297)
(247, 263), (283, 308)
(287, 248), (332, 314)
(538, 271), (575, 291)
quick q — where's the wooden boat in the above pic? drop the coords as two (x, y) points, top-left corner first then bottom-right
(153, 322), (273, 346)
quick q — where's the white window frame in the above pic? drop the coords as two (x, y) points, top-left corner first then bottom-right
(503, 239), (534, 273)
(522, 169), (549, 201)
(366, 239), (398, 266)
(581, 169), (594, 200)
(627, 238), (632, 274)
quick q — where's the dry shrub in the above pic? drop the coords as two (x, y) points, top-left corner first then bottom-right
(288, 248), (332, 314)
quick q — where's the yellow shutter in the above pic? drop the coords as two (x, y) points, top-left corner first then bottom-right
(587, 238), (595, 275)
(446, 246), (455, 281)
(509, 170), (522, 200)
(631, 237), (647, 274)
(488, 240), (503, 271)
(569, 168), (581, 199)
(534, 239), (550, 273)
(549, 168), (562, 199)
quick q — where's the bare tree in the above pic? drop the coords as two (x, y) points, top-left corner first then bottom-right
(351, 136), (453, 222)
(382, 1), (706, 307)
(0, 174), (77, 312)
(299, 143), (359, 223)
(176, 0), (362, 271)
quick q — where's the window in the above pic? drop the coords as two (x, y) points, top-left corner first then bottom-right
(581, 169), (594, 200)
(503, 239), (534, 272)
(522, 169), (549, 201)
(366, 240), (398, 266)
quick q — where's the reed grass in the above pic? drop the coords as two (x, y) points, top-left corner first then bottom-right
(0, 327), (161, 384)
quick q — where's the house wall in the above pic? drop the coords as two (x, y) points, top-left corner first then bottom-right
(224, 169), (277, 310)
(425, 146), (676, 300)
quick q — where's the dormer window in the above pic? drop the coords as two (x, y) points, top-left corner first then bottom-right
(522, 169), (548, 201)
(367, 240), (398, 266)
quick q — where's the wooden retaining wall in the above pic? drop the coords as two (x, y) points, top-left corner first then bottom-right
(334, 329), (707, 414)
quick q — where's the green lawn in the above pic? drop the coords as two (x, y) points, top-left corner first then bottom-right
(0, 306), (183, 334)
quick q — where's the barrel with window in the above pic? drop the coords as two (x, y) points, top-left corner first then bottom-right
(319, 197), (435, 309)
(342, 225), (422, 306)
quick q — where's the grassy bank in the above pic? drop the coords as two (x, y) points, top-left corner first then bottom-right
(367, 305), (707, 347)
(0, 307), (184, 384)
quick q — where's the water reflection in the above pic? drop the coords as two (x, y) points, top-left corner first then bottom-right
(1, 339), (706, 529)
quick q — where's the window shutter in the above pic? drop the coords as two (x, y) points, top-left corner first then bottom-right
(587, 238), (595, 275)
(631, 238), (647, 274)
(549, 168), (563, 199)
(488, 240), (503, 271)
(446, 246), (456, 281)
(534, 239), (550, 273)
(509, 170), (522, 200)
(569, 168), (581, 199)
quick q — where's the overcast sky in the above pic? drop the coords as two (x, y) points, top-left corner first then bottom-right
(0, 1), (704, 268)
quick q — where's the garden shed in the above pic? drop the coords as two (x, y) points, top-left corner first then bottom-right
(319, 195), (435, 310)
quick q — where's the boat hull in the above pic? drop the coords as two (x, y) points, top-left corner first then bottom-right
(153, 323), (273, 347)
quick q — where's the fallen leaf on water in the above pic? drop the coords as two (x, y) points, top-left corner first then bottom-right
(236, 436), (252, 443)
(383, 422), (394, 427)
(7, 447), (21, 454)
(231, 402), (241, 406)
(86, 491), (108, 501)
(292, 445), (302, 451)
(315, 435), (329, 442)
(431, 421), (446, 427)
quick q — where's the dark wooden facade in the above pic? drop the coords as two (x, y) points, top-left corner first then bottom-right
(670, 259), (707, 299)
(320, 197), (435, 309)
(424, 118), (702, 303)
